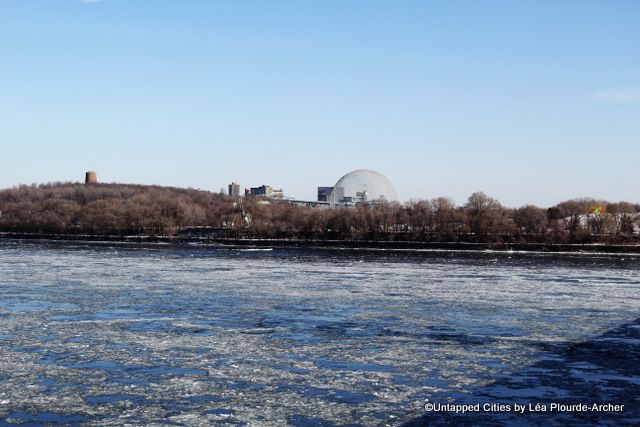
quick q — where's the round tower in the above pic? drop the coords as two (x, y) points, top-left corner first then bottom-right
(85, 171), (97, 185)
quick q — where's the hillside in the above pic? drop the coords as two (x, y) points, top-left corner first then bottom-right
(0, 182), (639, 245)
(0, 183), (225, 236)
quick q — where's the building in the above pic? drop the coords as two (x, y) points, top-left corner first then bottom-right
(85, 171), (97, 185)
(329, 169), (397, 206)
(249, 185), (284, 199)
(317, 187), (334, 202)
(249, 185), (271, 197)
(330, 186), (344, 204)
(270, 188), (284, 199)
(228, 182), (240, 197)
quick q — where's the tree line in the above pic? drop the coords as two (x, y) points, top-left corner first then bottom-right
(0, 182), (638, 244)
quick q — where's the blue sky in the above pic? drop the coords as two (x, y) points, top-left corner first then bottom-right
(1, 0), (638, 207)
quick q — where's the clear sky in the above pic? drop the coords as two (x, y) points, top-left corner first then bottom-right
(1, 0), (638, 207)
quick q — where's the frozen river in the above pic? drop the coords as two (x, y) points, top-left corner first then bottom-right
(0, 240), (639, 426)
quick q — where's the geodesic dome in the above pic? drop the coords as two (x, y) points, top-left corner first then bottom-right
(330, 169), (397, 205)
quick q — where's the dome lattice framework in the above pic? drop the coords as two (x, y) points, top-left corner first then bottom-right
(330, 169), (397, 206)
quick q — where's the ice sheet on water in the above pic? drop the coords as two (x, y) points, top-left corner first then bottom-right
(0, 241), (639, 425)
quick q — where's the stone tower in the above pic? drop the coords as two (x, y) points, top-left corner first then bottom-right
(85, 171), (97, 185)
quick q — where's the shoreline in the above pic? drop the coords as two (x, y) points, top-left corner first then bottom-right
(2, 232), (640, 254)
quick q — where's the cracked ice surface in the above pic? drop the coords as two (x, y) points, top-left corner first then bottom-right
(0, 241), (639, 426)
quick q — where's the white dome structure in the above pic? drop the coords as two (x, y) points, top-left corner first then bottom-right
(330, 169), (397, 206)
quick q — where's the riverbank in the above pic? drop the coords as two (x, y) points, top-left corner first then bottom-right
(3, 232), (640, 254)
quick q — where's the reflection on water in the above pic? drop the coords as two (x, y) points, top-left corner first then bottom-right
(0, 240), (639, 426)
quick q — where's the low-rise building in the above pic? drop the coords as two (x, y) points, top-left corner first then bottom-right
(249, 185), (284, 199)
(317, 187), (333, 202)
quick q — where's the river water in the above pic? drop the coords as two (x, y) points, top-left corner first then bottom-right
(0, 240), (639, 426)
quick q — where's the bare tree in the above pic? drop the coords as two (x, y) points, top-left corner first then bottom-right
(464, 192), (511, 242)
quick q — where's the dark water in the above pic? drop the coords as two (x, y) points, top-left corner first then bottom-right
(0, 240), (638, 426)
